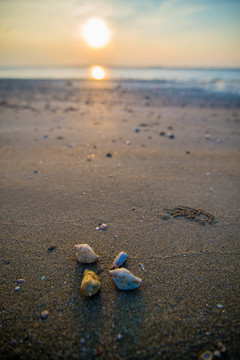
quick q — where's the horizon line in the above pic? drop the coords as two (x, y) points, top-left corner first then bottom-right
(0, 64), (240, 70)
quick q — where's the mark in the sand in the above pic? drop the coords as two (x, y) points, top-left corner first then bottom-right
(47, 245), (56, 252)
(163, 206), (216, 225)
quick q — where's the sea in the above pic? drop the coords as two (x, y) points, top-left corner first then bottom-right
(0, 66), (240, 97)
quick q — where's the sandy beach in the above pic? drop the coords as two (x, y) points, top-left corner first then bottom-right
(0, 79), (240, 360)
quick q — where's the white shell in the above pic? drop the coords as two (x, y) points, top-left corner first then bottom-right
(111, 252), (127, 269)
(74, 244), (99, 263)
(109, 268), (142, 290)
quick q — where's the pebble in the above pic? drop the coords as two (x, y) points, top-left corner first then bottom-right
(106, 153), (112, 158)
(206, 172), (211, 176)
(159, 131), (166, 136)
(40, 310), (49, 320)
(41, 276), (45, 281)
(217, 304), (223, 309)
(96, 227), (100, 231)
(114, 235), (118, 239)
(139, 263), (145, 271)
(117, 334), (122, 340)
(199, 350), (213, 360)
(14, 286), (20, 292)
(16, 278), (25, 284)
(125, 140), (131, 145)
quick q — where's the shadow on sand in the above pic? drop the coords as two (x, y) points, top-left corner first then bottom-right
(71, 262), (103, 359)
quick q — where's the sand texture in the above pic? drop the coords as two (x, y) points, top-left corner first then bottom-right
(0, 79), (240, 359)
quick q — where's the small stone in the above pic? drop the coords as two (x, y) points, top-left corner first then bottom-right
(33, 170), (38, 174)
(125, 140), (131, 145)
(41, 276), (45, 281)
(117, 334), (122, 340)
(130, 206), (136, 211)
(80, 338), (85, 344)
(42, 135), (48, 139)
(199, 350), (213, 360)
(96, 227), (100, 231)
(186, 151), (190, 154)
(114, 235), (118, 239)
(159, 131), (166, 136)
(217, 304), (223, 309)
(106, 153), (112, 158)
(139, 263), (145, 271)
(41, 310), (49, 320)
(206, 172), (211, 176)
(99, 223), (108, 230)
(14, 286), (20, 292)
(16, 279), (25, 284)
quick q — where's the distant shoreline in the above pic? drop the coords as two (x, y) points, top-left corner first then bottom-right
(0, 65), (240, 71)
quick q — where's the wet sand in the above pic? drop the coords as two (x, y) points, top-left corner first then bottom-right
(0, 79), (240, 359)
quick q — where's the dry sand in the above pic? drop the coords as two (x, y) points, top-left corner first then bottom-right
(0, 79), (240, 359)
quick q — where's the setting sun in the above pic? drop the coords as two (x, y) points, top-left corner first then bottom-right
(82, 18), (110, 49)
(91, 66), (105, 80)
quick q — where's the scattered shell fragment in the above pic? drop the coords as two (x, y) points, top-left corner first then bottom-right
(198, 350), (213, 360)
(111, 252), (127, 269)
(14, 286), (20, 292)
(41, 310), (49, 319)
(109, 268), (142, 290)
(139, 263), (145, 271)
(74, 244), (99, 263)
(167, 132), (175, 139)
(16, 278), (25, 284)
(99, 223), (108, 230)
(81, 270), (101, 296)
(217, 342), (226, 353)
(213, 350), (221, 358)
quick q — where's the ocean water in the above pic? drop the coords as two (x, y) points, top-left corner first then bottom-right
(0, 66), (240, 96)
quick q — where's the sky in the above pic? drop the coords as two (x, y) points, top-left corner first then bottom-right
(0, 0), (240, 67)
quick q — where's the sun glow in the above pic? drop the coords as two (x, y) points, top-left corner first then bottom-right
(91, 66), (105, 80)
(82, 18), (110, 49)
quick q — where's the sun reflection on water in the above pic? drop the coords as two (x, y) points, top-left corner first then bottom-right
(91, 66), (105, 80)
